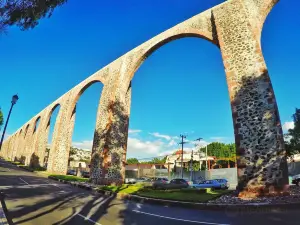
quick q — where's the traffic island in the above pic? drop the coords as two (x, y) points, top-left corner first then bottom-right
(208, 185), (300, 205)
(47, 176), (300, 210)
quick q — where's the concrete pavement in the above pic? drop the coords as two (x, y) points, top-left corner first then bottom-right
(0, 159), (299, 225)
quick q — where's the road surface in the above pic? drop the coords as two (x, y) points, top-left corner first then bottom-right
(0, 159), (299, 225)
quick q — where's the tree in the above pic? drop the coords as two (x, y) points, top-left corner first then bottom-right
(126, 158), (139, 165)
(0, 108), (3, 131)
(148, 157), (166, 164)
(285, 108), (300, 157)
(199, 142), (236, 160)
(0, 0), (67, 33)
(68, 147), (77, 165)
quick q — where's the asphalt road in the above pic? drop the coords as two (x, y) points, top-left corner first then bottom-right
(0, 159), (299, 225)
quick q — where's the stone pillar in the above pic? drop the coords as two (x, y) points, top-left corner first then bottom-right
(10, 135), (17, 161)
(11, 134), (20, 161)
(90, 70), (131, 185)
(34, 116), (49, 167)
(213, 0), (288, 196)
(24, 124), (35, 166)
(47, 97), (73, 175)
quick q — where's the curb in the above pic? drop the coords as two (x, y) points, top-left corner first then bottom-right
(50, 177), (300, 211)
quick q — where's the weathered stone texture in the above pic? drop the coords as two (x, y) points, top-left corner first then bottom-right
(1, 0), (288, 194)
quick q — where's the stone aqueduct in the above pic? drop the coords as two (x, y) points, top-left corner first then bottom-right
(1, 0), (288, 193)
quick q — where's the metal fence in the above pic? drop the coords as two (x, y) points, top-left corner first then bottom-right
(288, 161), (300, 176)
(125, 166), (238, 188)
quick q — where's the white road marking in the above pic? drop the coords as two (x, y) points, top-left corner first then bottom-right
(0, 184), (59, 189)
(19, 178), (29, 185)
(76, 213), (102, 225)
(132, 210), (230, 225)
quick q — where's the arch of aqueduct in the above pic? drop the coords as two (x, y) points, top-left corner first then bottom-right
(1, 0), (288, 194)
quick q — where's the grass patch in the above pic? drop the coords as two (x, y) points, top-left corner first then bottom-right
(19, 165), (46, 172)
(136, 188), (230, 203)
(99, 184), (230, 203)
(48, 174), (88, 182)
(101, 184), (144, 194)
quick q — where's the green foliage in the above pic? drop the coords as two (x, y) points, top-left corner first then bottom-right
(285, 108), (300, 157)
(1, 0), (68, 33)
(199, 142), (236, 160)
(19, 165), (46, 171)
(101, 184), (144, 194)
(126, 157), (167, 165)
(126, 158), (139, 164)
(186, 162), (201, 171)
(146, 157), (166, 164)
(0, 108), (3, 130)
(48, 174), (88, 182)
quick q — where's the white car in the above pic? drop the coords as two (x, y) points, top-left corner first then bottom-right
(292, 174), (300, 186)
(124, 178), (137, 184)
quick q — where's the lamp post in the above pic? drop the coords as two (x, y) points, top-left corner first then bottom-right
(0, 95), (19, 152)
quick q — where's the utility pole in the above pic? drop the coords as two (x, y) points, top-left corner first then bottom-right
(190, 150), (193, 181)
(179, 134), (187, 179)
(206, 145), (208, 170)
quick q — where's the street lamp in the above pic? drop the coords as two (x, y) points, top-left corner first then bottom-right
(0, 94), (19, 151)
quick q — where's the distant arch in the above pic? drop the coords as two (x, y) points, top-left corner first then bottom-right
(33, 116), (41, 134)
(24, 124), (30, 138)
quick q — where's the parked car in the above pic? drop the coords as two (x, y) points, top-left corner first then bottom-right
(153, 178), (189, 190)
(125, 178), (137, 184)
(136, 177), (151, 183)
(192, 176), (205, 185)
(214, 179), (230, 189)
(191, 179), (228, 190)
(152, 177), (168, 188)
(292, 174), (300, 186)
(81, 171), (90, 178)
(67, 169), (77, 176)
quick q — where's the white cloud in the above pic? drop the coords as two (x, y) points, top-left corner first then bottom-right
(282, 121), (294, 132)
(127, 137), (164, 158)
(149, 132), (171, 140)
(72, 140), (93, 151)
(191, 140), (210, 147)
(128, 129), (142, 134)
(168, 140), (177, 146)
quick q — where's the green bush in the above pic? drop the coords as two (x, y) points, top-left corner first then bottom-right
(48, 174), (88, 182)
(19, 165), (46, 172)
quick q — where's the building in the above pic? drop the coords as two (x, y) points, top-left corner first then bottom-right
(165, 150), (215, 170)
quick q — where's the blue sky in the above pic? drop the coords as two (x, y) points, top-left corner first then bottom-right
(1, 0), (299, 159)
